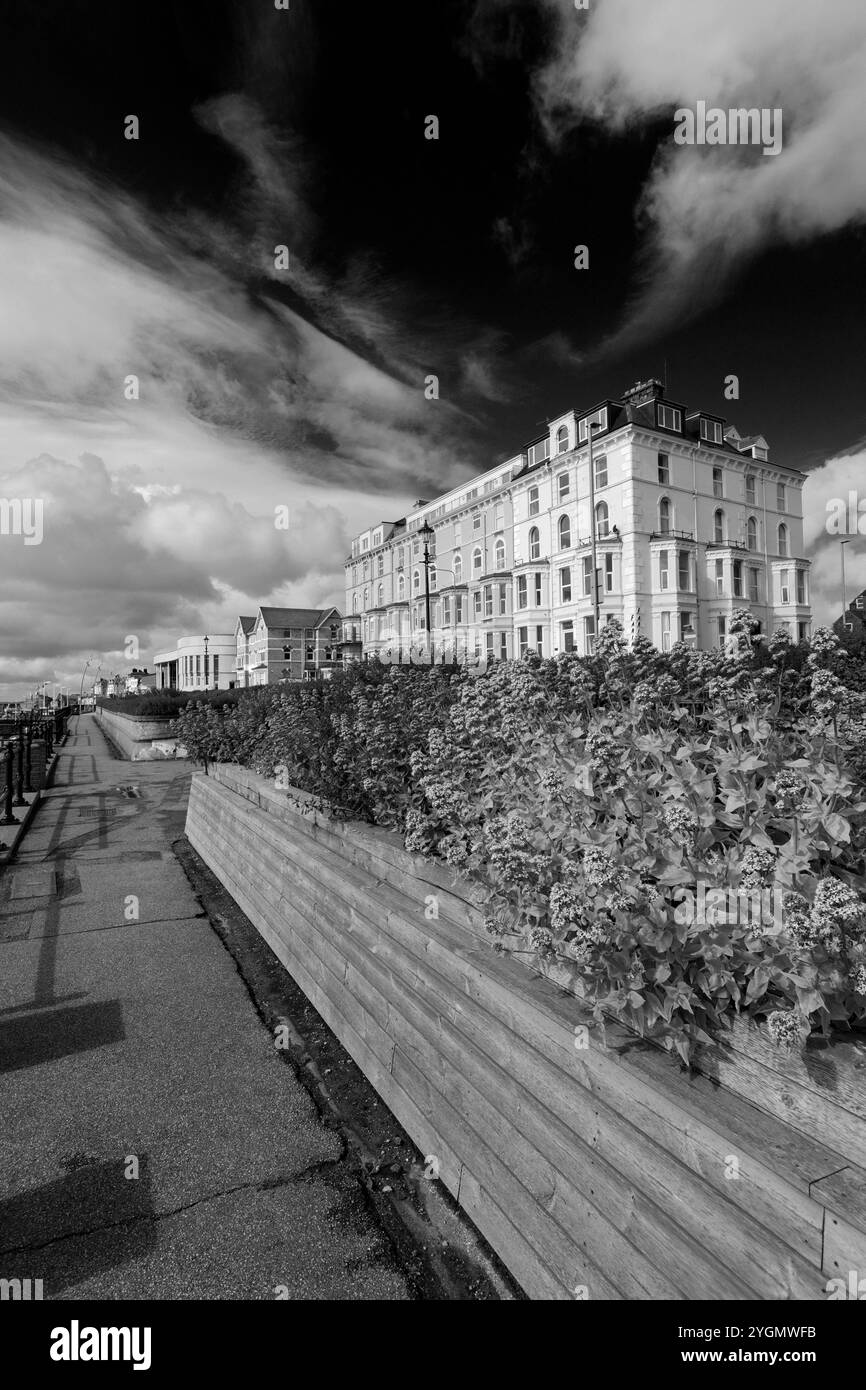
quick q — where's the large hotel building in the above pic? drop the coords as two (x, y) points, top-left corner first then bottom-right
(344, 379), (811, 664)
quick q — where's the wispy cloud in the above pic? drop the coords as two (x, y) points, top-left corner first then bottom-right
(528, 0), (866, 350)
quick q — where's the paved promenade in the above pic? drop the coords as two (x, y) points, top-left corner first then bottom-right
(0, 716), (409, 1299)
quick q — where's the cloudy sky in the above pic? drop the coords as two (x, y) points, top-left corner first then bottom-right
(0, 0), (865, 698)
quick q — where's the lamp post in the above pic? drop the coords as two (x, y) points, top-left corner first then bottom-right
(419, 521), (435, 664)
(203, 634), (209, 690)
(587, 420), (603, 648)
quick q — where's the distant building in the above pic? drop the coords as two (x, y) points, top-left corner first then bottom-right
(234, 616), (256, 688)
(346, 378), (812, 662)
(242, 607), (343, 686)
(153, 635), (236, 692)
(834, 589), (866, 650)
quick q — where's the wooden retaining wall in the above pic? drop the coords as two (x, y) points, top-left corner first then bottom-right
(186, 765), (866, 1300)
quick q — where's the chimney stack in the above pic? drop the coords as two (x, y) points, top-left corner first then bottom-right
(621, 378), (665, 406)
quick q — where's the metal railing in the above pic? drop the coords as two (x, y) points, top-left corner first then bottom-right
(0, 709), (71, 850)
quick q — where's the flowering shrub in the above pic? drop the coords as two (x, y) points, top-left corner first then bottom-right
(175, 627), (866, 1062)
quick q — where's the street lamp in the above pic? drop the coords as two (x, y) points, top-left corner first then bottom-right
(419, 521), (435, 664)
(203, 634), (209, 690)
(587, 420), (603, 648)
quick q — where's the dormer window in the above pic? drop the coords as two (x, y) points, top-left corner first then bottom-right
(555, 424), (570, 454)
(700, 419), (723, 445)
(657, 404), (682, 432)
(527, 438), (551, 467)
(578, 407), (608, 442)
(753, 445), (768, 461)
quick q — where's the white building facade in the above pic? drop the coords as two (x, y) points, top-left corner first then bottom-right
(153, 634), (237, 691)
(346, 379), (811, 662)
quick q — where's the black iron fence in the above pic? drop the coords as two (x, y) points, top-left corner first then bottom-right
(0, 708), (71, 848)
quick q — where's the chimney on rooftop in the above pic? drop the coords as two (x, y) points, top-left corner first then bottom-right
(621, 378), (665, 407)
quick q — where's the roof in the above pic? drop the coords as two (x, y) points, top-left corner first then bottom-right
(258, 606), (341, 629)
(237, 615), (256, 634)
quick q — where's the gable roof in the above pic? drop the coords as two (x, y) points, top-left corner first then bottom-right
(236, 615), (256, 634)
(257, 606), (341, 629)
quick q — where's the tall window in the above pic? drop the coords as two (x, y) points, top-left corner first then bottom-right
(776, 482), (786, 513)
(604, 554), (614, 592)
(472, 546), (483, 575)
(429, 567), (437, 590)
(452, 526), (461, 548)
(518, 627), (529, 658)
(494, 537), (506, 570)
(556, 424), (569, 454)
(748, 567), (759, 602)
(745, 474), (756, 504)
(528, 527), (540, 561)
(677, 550), (691, 591)
(517, 575), (527, 609)
(778, 522), (788, 557)
(733, 559), (743, 598)
(712, 467), (723, 498)
(534, 625), (544, 655)
(584, 615), (596, 654)
(594, 454), (608, 489)
(658, 497), (671, 535)
(557, 473), (570, 502)
(561, 620), (575, 653)
(713, 509), (725, 545)
(484, 585), (493, 618)
(377, 554), (384, 576)
(353, 594), (359, 612)
(398, 574), (405, 599)
(560, 566), (572, 602)
(658, 454), (670, 485)
(715, 559), (724, 595)
(582, 556), (592, 596)
(718, 615), (727, 650)
(659, 550), (669, 590)
(796, 570), (806, 605)
(443, 596), (451, 624)
(533, 573), (543, 606)
(377, 583), (384, 605)
(780, 569), (790, 604)
(528, 486), (539, 517)
(595, 501), (610, 538)
(661, 612), (671, 652)
(747, 516), (758, 551)
(473, 590), (482, 618)
(498, 583), (507, 615)
(453, 554), (462, 583)
(363, 586), (369, 607)
(558, 514), (571, 549)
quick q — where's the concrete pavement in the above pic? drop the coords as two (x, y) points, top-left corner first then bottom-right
(0, 715), (410, 1299)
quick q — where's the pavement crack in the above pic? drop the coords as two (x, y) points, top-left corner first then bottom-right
(0, 1167), (342, 1259)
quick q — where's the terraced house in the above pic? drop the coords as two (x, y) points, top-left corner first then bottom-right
(346, 379), (812, 662)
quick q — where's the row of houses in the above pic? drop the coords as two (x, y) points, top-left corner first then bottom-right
(345, 377), (814, 662)
(152, 606), (344, 692)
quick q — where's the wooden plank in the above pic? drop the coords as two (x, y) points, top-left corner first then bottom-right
(820, 1207), (866, 1286)
(810, 1167), (866, 1245)
(281, 860), (821, 1300)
